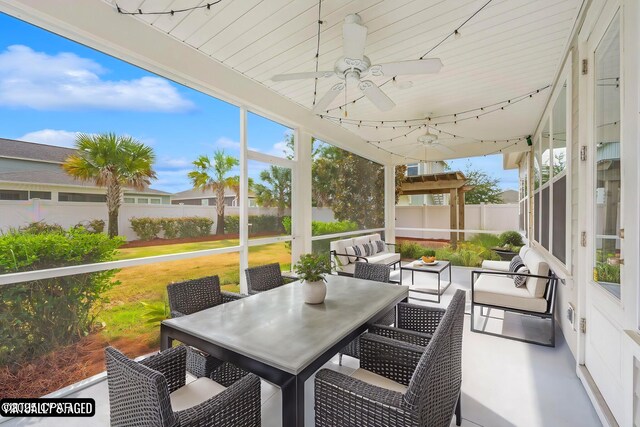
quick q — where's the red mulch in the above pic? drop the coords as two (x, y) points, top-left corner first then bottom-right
(121, 232), (278, 248)
(0, 333), (158, 399)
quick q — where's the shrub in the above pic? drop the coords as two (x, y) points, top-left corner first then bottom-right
(130, 217), (162, 240)
(311, 220), (358, 236)
(0, 226), (123, 366)
(74, 219), (106, 234)
(224, 215), (240, 234)
(160, 218), (180, 239)
(499, 231), (524, 247)
(397, 241), (437, 259)
(468, 233), (501, 250)
(19, 220), (64, 235)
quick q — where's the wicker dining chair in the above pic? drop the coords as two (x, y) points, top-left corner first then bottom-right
(315, 289), (466, 427)
(245, 262), (292, 294)
(167, 275), (245, 378)
(339, 262), (394, 365)
(105, 345), (260, 427)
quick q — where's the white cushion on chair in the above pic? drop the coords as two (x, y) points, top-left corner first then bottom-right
(353, 236), (371, 246)
(351, 368), (407, 393)
(331, 238), (354, 265)
(366, 252), (401, 265)
(481, 260), (510, 271)
(170, 377), (226, 412)
(473, 274), (548, 313)
(522, 250), (550, 298)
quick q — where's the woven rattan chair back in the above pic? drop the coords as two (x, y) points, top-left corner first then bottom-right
(167, 275), (222, 315)
(354, 262), (391, 283)
(245, 263), (284, 294)
(105, 346), (177, 427)
(404, 290), (466, 427)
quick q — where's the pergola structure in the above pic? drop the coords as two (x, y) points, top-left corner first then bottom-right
(401, 172), (471, 246)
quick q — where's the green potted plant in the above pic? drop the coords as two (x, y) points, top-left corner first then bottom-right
(294, 253), (331, 304)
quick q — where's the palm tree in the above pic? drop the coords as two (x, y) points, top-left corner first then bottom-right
(253, 165), (291, 228)
(229, 175), (254, 206)
(62, 133), (156, 238)
(188, 149), (239, 235)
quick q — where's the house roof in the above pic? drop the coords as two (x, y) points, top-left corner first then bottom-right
(0, 138), (75, 163)
(0, 170), (170, 194)
(0, 138), (169, 195)
(172, 187), (249, 199)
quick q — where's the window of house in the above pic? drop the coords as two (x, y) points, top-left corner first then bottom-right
(407, 163), (419, 176)
(29, 191), (51, 200)
(58, 192), (106, 202)
(137, 198), (148, 204)
(531, 72), (570, 267)
(150, 198), (161, 204)
(123, 197), (135, 203)
(0, 189), (28, 200)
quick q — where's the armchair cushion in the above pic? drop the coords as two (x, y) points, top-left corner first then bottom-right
(481, 259), (510, 271)
(474, 273), (547, 312)
(170, 377), (226, 412)
(351, 368), (408, 394)
(522, 250), (550, 297)
(344, 246), (358, 263)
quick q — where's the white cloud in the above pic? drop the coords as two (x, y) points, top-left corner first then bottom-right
(215, 137), (240, 150)
(18, 129), (80, 147)
(156, 157), (191, 170)
(0, 45), (194, 112)
(268, 140), (293, 158)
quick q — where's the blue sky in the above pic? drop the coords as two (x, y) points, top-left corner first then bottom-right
(0, 12), (517, 193)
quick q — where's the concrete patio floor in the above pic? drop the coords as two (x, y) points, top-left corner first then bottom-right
(2, 266), (601, 427)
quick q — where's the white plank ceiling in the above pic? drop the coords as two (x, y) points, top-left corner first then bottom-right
(112, 0), (582, 162)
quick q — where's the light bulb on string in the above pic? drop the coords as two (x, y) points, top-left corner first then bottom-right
(454, 29), (461, 40)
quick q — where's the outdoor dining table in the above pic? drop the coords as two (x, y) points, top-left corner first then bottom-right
(160, 274), (409, 427)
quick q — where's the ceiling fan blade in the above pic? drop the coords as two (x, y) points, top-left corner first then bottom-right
(371, 59), (443, 76)
(358, 80), (395, 112)
(343, 14), (368, 59)
(312, 83), (344, 113)
(272, 71), (334, 82)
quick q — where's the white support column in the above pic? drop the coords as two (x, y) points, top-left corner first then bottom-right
(292, 130), (313, 262)
(239, 107), (249, 294)
(384, 164), (396, 243)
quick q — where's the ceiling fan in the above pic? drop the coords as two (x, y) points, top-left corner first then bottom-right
(392, 129), (456, 155)
(271, 14), (443, 113)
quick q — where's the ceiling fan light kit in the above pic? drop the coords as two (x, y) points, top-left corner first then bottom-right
(271, 13), (442, 114)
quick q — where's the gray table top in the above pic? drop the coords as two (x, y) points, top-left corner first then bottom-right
(162, 275), (408, 375)
(402, 259), (451, 272)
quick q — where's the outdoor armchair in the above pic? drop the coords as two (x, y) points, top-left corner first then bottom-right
(315, 289), (466, 427)
(244, 262), (295, 295)
(105, 345), (260, 427)
(167, 275), (246, 378)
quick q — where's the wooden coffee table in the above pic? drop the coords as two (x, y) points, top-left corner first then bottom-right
(400, 260), (452, 303)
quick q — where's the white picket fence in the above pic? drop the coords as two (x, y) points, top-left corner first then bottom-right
(395, 204), (520, 240)
(0, 200), (518, 241)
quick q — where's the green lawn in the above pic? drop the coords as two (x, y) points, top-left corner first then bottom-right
(97, 240), (291, 350)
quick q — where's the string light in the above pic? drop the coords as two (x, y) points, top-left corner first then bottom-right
(321, 85), (550, 128)
(116, 1), (223, 16)
(325, 0), (494, 113)
(312, 0), (324, 108)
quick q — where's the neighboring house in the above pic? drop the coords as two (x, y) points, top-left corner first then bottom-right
(397, 161), (449, 206)
(171, 187), (256, 207)
(499, 189), (519, 204)
(0, 138), (170, 204)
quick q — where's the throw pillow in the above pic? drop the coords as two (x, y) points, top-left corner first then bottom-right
(351, 244), (366, 260)
(374, 240), (386, 253)
(344, 246), (357, 263)
(508, 255), (524, 278)
(513, 265), (529, 288)
(364, 242), (376, 257)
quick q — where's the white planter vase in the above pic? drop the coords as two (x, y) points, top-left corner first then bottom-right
(302, 280), (327, 304)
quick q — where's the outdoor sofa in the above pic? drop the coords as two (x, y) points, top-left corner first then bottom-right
(330, 233), (400, 276)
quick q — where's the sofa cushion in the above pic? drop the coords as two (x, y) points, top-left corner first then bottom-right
(369, 233), (382, 242)
(170, 377), (226, 412)
(523, 250), (550, 298)
(474, 274), (548, 313)
(519, 245), (531, 259)
(481, 260), (510, 271)
(353, 236), (372, 246)
(351, 368), (407, 394)
(336, 262), (356, 275)
(331, 238), (354, 266)
(366, 252), (401, 266)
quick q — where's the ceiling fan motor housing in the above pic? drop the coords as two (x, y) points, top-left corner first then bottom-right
(335, 56), (371, 78)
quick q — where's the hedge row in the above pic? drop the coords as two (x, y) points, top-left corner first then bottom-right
(224, 215), (285, 234)
(130, 217), (214, 240)
(0, 224), (123, 366)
